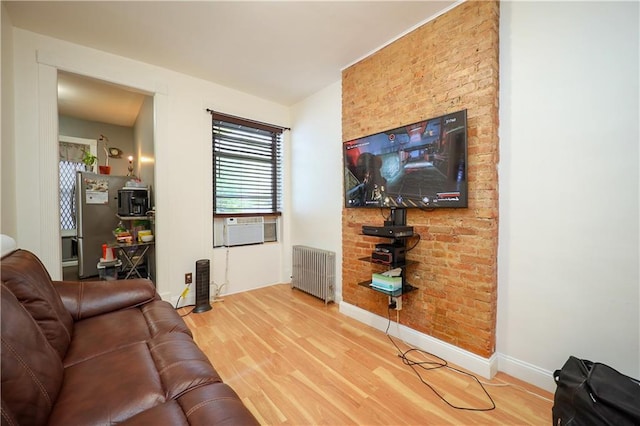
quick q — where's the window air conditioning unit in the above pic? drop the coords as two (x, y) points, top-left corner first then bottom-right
(224, 217), (264, 247)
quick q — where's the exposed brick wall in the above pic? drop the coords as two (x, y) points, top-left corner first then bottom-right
(342, 1), (499, 357)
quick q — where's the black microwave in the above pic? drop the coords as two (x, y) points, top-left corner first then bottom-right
(118, 188), (149, 216)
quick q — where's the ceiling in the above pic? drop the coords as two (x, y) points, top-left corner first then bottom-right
(57, 71), (148, 127)
(5, 0), (457, 126)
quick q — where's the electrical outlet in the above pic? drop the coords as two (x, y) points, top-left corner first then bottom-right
(185, 273), (192, 285)
(389, 295), (402, 311)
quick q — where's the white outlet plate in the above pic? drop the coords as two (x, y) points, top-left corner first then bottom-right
(389, 295), (402, 311)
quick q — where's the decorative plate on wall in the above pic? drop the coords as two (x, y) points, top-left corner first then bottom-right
(108, 147), (123, 158)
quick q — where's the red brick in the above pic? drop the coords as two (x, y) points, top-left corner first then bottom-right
(342, 1), (499, 358)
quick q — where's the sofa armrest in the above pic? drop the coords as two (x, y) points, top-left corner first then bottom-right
(52, 279), (159, 321)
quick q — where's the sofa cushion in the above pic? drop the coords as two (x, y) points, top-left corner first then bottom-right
(1, 249), (73, 359)
(142, 300), (193, 337)
(63, 300), (193, 368)
(177, 383), (261, 425)
(54, 278), (159, 320)
(117, 384), (260, 425)
(1, 284), (64, 425)
(119, 383), (260, 426)
(50, 334), (234, 425)
(118, 400), (190, 425)
(63, 307), (159, 367)
(48, 342), (166, 425)
(148, 332), (222, 399)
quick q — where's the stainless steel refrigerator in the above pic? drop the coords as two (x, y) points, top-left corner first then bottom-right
(74, 171), (130, 278)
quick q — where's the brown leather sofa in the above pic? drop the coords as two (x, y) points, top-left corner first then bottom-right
(1, 249), (259, 425)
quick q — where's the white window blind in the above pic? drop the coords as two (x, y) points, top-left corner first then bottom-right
(212, 112), (283, 214)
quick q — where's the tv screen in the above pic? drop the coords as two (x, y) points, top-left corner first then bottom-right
(344, 109), (468, 209)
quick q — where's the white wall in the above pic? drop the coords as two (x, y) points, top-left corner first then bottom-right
(1, 3), (17, 238)
(59, 115), (135, 177)
(498, 0), (640, 390)
(10, 28), (290, 304)
(290, 81), (343, 300)
(133, 95), (154, 194)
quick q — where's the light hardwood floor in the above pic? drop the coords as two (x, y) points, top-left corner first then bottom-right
(180, 284), (553, 425)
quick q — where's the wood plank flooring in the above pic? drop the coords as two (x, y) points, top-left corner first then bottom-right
(180, 284), (553, 425)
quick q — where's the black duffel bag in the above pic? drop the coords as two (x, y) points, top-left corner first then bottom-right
(553, 356), (640, 425)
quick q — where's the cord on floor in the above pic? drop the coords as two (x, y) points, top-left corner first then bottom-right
(174, 292), (195, 317)
(385, 307), (496, 412)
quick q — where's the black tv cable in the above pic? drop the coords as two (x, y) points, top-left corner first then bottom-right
(385, 307), (496, 412)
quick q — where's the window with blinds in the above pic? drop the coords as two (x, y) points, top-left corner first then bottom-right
(212, 112), (283, 214)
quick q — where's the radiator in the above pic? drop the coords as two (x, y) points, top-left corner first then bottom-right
(291, 245), (335, 304)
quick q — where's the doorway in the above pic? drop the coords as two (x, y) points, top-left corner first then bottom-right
(57, 71), (155, 281)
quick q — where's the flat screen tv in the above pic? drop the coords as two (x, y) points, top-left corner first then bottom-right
(343, 109), (468, 209)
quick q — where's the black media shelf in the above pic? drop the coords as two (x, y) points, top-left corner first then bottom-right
(357, 281), (417, 297)
(358, 220), (419, 300)
(358, 256), (418, 269)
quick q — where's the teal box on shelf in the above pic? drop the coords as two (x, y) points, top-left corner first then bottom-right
(370, 273), (402, 292)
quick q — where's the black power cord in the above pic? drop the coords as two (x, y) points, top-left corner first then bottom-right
(175, 294), (195, 317)
(179, 306), (195, 317)
(405, 234), (421, 252)
(385, 307), (496, 412)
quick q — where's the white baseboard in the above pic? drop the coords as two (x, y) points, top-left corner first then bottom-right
(339, 301), (497, 379)
(497, 353), (556, 393)
(339, 301), (557, 393)
(167, 289), (196, 309)
(165, 283), (269, 310)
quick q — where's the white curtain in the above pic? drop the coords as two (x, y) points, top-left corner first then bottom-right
(59, 141), (88, 163)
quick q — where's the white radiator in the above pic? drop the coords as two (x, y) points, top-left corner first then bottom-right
(292, 245), (335, 304)
(224, 217), (264, 247)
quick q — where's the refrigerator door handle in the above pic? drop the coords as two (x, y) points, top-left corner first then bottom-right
(72, 181), (77, 230)
(77, 237), (85, 278)
(75, 172), (83, 238)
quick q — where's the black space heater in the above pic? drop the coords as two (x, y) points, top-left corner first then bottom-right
(193, 259), (212, 313)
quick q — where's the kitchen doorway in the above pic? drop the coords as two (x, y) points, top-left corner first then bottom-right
(57, 71), (155, 281)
